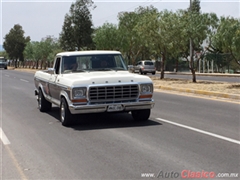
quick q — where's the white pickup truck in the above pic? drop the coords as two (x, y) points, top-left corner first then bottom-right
(34, 51), (154, 126)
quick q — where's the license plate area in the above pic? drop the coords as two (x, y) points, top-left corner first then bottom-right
(107, 104), (123, 112)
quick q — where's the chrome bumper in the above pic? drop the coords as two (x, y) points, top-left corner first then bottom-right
(69, 100), (155, 114)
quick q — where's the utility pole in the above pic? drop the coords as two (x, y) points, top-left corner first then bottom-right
(189, 0), (196, 82)
(190, 0), (193, 70)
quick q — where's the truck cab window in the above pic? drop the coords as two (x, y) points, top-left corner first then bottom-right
(54, 57), (61, 74)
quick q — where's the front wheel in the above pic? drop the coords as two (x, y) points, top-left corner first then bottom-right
(131, 109), (150, 121)
(60, 97), (73, 126)
(38, 89), (51, 112)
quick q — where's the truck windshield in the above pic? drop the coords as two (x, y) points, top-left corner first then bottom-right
(62, 54), (127, 73)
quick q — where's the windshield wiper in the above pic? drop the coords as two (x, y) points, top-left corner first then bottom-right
(114, 67), (125, 70)
(95, 68), (115, 71)
(84, 68), (126, 72)
(72, 69), (87, 73)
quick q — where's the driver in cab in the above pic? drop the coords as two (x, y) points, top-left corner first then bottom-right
(63, 58), (78, 72)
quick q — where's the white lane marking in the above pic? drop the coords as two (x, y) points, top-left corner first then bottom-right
(5, 74), (9, 77)
(20, 79), (29, 83)
(0, 127), (11, 145)
(156, 118), (240, 145)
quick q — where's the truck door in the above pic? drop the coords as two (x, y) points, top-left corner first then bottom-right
(48, 57), (61, 103)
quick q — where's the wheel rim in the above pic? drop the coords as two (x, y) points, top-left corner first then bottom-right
(61, 103), (65, 122)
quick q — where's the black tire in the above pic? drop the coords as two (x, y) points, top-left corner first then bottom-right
(60, 97), (73, 126)
(38, 89), (52, 112)
(152, 72), (156, 75)
(131, 109), (150, 121)
(4, 67), (7, 70)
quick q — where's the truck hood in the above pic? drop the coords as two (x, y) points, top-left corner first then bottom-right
(59, 71), (152, 87)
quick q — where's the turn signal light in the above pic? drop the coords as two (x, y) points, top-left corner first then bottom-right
(139, 94), (152, 99)
(71, 99), (87, 103)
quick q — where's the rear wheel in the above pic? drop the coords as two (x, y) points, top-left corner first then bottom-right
(38, 89), (51, 112)
(131, 109), (150, 121)
(60, 97), (73, 126)
(152, 72), (156, 75)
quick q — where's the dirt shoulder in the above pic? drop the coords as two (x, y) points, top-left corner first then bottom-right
(151, 77), (240, 95)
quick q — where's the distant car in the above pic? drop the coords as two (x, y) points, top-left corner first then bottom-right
(0, 57), (8, 69)
(134, 60), (156, 75)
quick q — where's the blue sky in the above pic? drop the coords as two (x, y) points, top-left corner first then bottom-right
(0, 0), (239, 50)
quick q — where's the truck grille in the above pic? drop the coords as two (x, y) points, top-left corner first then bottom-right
(89, 85), (139, 102)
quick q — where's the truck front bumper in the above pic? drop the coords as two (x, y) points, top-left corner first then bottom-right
(68, 100), (155, 114)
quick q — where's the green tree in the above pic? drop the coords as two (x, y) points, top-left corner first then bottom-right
(93, 23), (119, 50)
(31, 41), (42, 69)
(24, 37), (62, 69)
(59, 0), (95, 51)
(229, 59), (240, 72)
(3, 24), (30, 67)
(136, 8), (180, 79)
(23, 41), (35, 68)
(39, 36), (60, 69)
(178, 2), (218, 82)
(118, 6), (155, 65)
(205, 52), (231, 73)
(47, 41), (62, 67)
(0, 51), (8, 59)
(211, 17), (240, 66)
(188, 0), (201, 13)
(24, 42), (34, 61)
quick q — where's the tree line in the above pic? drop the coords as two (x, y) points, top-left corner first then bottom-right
(1, 0), (240, 82)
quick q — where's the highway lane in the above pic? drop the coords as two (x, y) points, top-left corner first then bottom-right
(152, 92), (240, 140)
(1, 69), (35, 82)
(1, 70), (239, 179)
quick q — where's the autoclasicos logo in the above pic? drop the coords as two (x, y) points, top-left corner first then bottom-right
(181, 170), (216, 178)
(157, 170), (216, 179)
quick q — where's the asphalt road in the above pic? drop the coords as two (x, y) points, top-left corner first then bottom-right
(1, 70), (239, 180)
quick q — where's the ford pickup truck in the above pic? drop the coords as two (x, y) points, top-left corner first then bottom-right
(34, 51), (154, 126)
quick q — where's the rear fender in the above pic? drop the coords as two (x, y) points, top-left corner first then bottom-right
(35, 84), (47, 101)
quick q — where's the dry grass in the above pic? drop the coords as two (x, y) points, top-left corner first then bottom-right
(151, 77), (240, 95)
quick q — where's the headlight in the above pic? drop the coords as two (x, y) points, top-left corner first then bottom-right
(140, 84), (153, 94)
(72, 87), (87, 99)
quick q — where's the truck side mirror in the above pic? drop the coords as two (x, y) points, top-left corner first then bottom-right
(48, 68), (55, 74)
